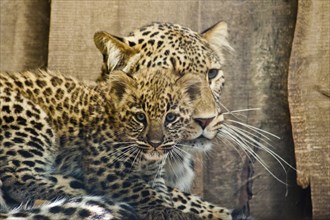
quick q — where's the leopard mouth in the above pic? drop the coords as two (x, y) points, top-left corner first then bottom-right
(137, 141), (174, 161)
(144, 145), (175, 161)
(197, 134), (209, 140)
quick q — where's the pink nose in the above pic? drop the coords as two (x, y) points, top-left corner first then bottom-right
(194, 117), (214, 129)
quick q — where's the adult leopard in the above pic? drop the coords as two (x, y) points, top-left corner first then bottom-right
(93, 22), (233, 192)
(0, 68), (231, 219)
(93, 22), (288, 220)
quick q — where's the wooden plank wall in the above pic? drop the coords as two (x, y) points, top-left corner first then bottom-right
(288, 0), (330, 219)
(2, 0), (326, 219)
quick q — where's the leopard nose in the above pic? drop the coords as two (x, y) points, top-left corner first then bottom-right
(148, 140), (162, 149)
(194, 117), (215, 129)
(146, 132), (164, 149)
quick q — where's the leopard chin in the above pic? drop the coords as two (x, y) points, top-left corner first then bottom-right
(181, 137), (213, 153)
(144, 151), (167, 161)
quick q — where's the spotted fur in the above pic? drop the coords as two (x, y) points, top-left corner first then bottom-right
(1, 196), (136, 220)
(94, 22), (232, 192)
(0, 69), (231, 219)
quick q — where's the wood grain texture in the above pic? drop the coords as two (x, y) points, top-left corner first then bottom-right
(288, 0), (330, 218)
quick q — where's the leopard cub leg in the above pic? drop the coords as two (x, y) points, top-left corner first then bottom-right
(170, 188), (232, 220)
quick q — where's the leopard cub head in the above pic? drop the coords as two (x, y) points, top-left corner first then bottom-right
(104, 68), (204, 161)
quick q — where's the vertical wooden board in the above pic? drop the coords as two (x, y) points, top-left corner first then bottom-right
(200, 1), (306, 219)
(0, 0), (50, 71)
(288, 0), (330, 218)
(242, 2), (304, 219)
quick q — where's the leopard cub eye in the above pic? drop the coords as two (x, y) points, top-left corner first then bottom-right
(165, 112), (177, 123)
(135, 112), (146, 123)
(207, 69), (219, 80)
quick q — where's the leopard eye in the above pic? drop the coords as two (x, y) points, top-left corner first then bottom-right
(208, 69), (219, 80)
(135, 112), (146, 123)
(165, 113), (177, 123)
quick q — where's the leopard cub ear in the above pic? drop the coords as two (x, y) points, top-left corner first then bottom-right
(107, 71), (136, 103)
(94, 31), (139, 79)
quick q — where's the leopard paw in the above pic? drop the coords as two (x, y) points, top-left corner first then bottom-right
(208, 206), (232, 220)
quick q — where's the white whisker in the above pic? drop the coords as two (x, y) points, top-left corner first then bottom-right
(174, 144), (192, 156)
(222, 126), (272, 164)
(223, 108), (261, 114)
(166, 152), (177, 174)
(218, 133), (252, 161)
(124, 148), (138, 163)
(219, 126), (289, 186)
(109, 145), (137, 164)
(227, 119), (281, 139)
(130, 148), (141, 170)
(172, 147), (185, 162)
(219, 101), (247, 120)
(223, 124), (296, 170)
(226, 123), (273, 143)
(111, 141), (137, 145)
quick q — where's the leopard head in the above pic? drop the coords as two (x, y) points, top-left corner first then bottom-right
(94, 22), (232, 152)
(105, 68), (206, 161)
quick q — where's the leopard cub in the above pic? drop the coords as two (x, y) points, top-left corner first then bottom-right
(0, 69), (231, 219)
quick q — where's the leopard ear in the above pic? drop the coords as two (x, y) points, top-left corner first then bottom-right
(201, 21), (234, 63)
(94, 31), (140, 81)
(107, 71), (136, 103)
